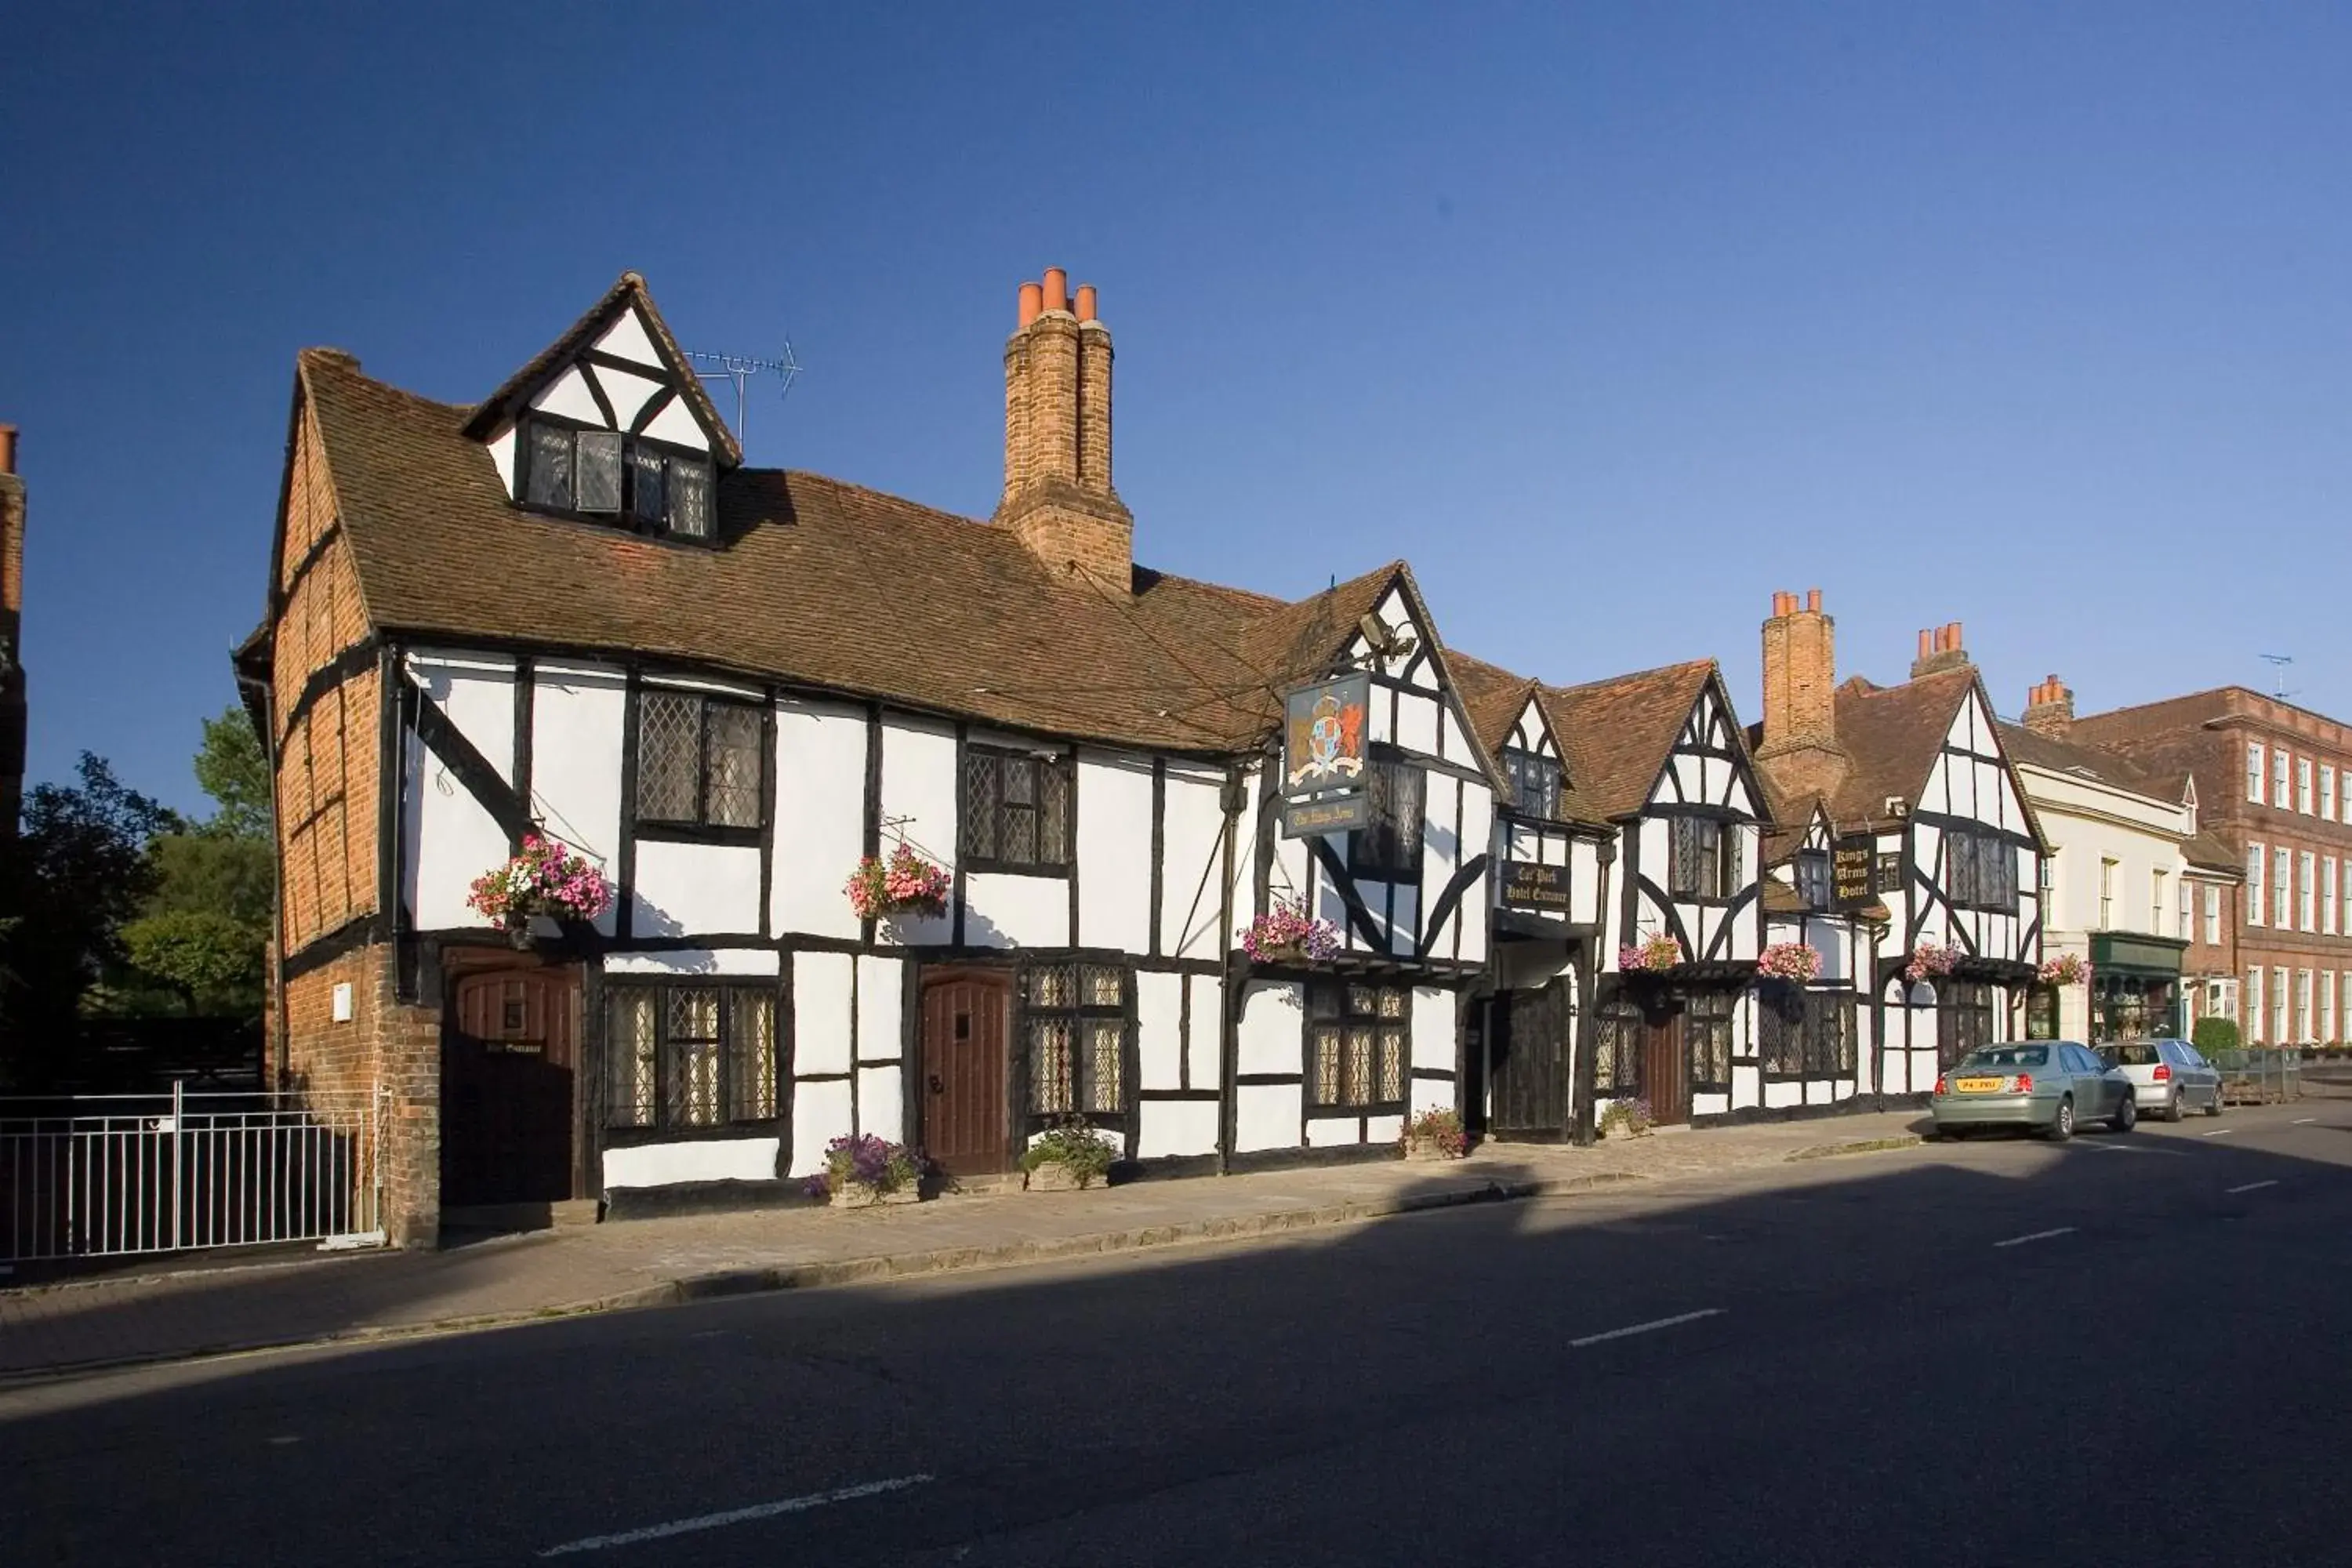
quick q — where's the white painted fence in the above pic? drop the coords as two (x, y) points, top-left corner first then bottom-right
(0, 1085), (383, 1264)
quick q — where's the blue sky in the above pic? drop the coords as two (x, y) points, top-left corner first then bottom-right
(2, 2), (2345, 813)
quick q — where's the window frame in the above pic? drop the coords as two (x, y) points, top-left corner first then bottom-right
(1668, 815), (1740, 902)
(601, 981), (780, 1139)
(1686, 992), (1735, 1094)
(1794, 850), (1831, 913)
(1305, 980), (1411, 1114)
(514, 412), (718, 546)
(2202, 883), (2220, 946)
(2247, 742), (2265, 804)
(2247, 842), (2266, 927)
(1946, 828), (2018, 912)
(1759, 984), (1857, 1081)
(2274, 750), (2292, 809)
(960, 743), (1076, 876)
(2327, 857), (2341, 938)
(2301, 851), (2318, 931)
(1936, 980), (1998, 1069)
(2299, 757), (2316, 815)
(2275, 845), (2293, 929)
(1018, 961), (1132, 1124)
(2325, 764), (2339, 822)
(1499, 746), (1563, 822)
(633, 687), (767, 840)
(1349, 757), (1427, 880)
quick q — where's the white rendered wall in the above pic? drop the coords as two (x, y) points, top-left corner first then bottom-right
(1138, 1100), (1218, 1158)
(1076, 750), (1153, 951)
(632, 839), (761, 935)
(1161, 765), (1229, 960)
(877, 717), (957, 946)
(602, 1138), (779, 1190)
(1137, 970), (1185, 1090)
(532, 662), (626, 936)
(772, 697), (868, 942)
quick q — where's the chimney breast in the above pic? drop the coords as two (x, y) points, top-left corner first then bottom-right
(2024, 673), (2074, 739)
(1756, 586), (1849, 805)
(996, 270), (1132, 588)
(1911, 620), (1972, 680)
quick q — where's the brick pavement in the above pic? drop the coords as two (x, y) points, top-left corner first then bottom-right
(0, 1112), (1927, 1380)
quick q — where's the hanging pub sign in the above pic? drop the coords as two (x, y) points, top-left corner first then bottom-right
(1831, 833), (1878, 910)
(1280, 673), (1370, 839)
(1498, 859), (1571, 913)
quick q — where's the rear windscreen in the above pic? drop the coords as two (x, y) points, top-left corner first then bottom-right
(1960, 1045), (2047, 1069)
(2103, 1042), (2162, 1065)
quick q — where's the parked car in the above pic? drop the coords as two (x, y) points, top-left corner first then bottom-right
(1930, 1040), (2137, 1141)
(2095, 1037), (2224, 1122)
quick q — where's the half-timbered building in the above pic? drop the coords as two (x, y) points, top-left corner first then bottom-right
(236, 270), (1503, 1243)
(1749, 593), (2045, 1099)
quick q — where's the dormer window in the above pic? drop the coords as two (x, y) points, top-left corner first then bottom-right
(520, 417), (713, 541)
(1500, 746), (1562, 820)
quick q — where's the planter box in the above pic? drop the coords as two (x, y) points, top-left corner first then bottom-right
(1023, 1161), (1105, 1192)
(829, 1182), (922, 1209)
(1401, 1142), (1461, 1163)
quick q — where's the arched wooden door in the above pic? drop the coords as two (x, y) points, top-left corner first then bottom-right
(441, 966), (581, 1207)
(1490, 979), (1573, 1139)
(920, 969), (1010, 1176)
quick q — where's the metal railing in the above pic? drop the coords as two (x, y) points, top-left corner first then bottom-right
(2213, 1048), (2302, 1106)
(0, 1084), (383, 1264)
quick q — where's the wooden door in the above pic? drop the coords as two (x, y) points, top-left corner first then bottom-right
(1490, 980), (1570, 1138)
(1640, 1011), (1690, 1126)
(441, 967), (580, 1207)
(920, 970), (1010, 1175)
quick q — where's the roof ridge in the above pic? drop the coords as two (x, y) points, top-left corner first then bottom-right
(1544, 655), (1715, 696)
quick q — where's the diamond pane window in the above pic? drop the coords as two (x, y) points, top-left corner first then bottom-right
(608, 991), (657, 1127)
(669, 458), (712, 539)
(629, 445), (666, 525)
(1029, 1019), (1075, 1112)
(1087, 1022), (1123, 1112)
(637, 692), (701, 822)
(960, 746), (1074, 872)
(1023, 963), (1127, 1119)
(576, 430), (623, 514)
(605, 984), (779, 1134)
(705, 704), (763, 828)
(1307, 983), (1410, 1111)
(526, 422), (575, 510)
(732, 993), (776, 1120)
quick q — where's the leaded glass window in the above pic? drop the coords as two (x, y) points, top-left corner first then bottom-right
(1669, 817), (1736, 899)
(1760, 986), (1855, 1079)
(1592, 1005), (1641, 1097)
(961, 746), (1074, 872)
(1024, 963), (1127, 1114)
(1501, 746), (1562, 820)
(517, 416), (716, 543)
(1687, 993), (1734, 1092)
(669, 458), (712, 539)
(635, 689), (764, 832)
(604, 984), (776, 1133)
(575, 430), (623, 514)
(628, 445), (666, 526)
(526, 422), (575, 510)
(1350, 761), (1425, 878)
(1306, 982), (1409, 1110)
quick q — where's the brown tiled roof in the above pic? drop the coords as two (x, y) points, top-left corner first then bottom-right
(1544, 659), (1719, 821)
(299, 349), (1408, 757)
(1822, 667), (1973, 823)
(1996, 720), (2170, 794)
(1760, 878), (1806, 914)
(459, 272), (744, 467)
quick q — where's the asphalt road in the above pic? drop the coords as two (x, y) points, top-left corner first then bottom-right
(6, 1102), (2349, 1567)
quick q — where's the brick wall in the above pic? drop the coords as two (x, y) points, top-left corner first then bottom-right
(281, 944), (443, 1247)
(273, 399), (380, 952)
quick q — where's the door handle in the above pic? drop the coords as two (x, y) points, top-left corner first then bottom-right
(928, 1074), (944, 1095)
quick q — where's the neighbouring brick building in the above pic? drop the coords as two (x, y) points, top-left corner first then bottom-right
(2070, 688), (2352, 1046)
(1, 423), (26, 837)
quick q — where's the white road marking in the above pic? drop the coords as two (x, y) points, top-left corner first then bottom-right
(2294, 1117), (2317, 1125)
(539, 1475), (935, 1557)
(2201, 1129), (2235, 1138)
(1569, 1308), (1725, 1348)
(2226, 1180), (2278, 1195)
(1993, 1227), (2076, 1249)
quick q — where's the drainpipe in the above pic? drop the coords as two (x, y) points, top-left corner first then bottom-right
(1574, 837), (1617, 1146)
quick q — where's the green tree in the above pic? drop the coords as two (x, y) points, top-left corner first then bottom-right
(0, 753), (178, 1051)
(118, 706), (274, 1017)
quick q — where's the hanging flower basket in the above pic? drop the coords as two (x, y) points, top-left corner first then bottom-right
(1243, 899), (1341, 964)
(1618, 933), (1683, 973)
(2038, 953), (2091, 986)
(845, 844), (951, 922)
(466, 833), (612, 944)
(1757, 942), (1823, 982)
(1904, 942), (1962, 984)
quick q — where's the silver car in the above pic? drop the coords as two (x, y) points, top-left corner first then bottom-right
(2096, 1037), (2224, 1122)
(1930, 1040), (2138, 1141)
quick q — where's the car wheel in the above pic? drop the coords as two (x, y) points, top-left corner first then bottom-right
(2162, 1089), (2184, 1123)
(2204, 1088), (2224, 1118)
(2113, 1094), (2136, 1133)
(2046, 1096), (2074, 1142)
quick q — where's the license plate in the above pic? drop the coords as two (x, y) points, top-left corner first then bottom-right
(1955, 1076), (2005, 1094)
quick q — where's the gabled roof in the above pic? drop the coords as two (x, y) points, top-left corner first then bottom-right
(289, 347), (1477, 760)
(2183, 830), (2241, 877)
(1996, 719), (2171, 796)
(1445, 651), (1605, 827)
(1544, 659), (1719, 821)
(1811, 666), (2047, 849)
(460, 271), (743, 467)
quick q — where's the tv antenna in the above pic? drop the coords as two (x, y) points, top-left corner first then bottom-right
(682, 343), (800, 452)
(2258, 653), (2296, 700)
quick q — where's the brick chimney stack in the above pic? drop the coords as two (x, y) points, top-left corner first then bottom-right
(2023, 674), (2074, 739)
(996, 269), (1133, 587)
(1755, 587), (1850, 806)
(0, 423), (26, 839)
(1910, 621), (1970, 680)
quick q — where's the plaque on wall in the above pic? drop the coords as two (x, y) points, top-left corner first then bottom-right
(1499, 859), (1571, 913)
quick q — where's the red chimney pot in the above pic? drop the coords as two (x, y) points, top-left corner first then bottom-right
(0, 423), (16, 475)
(1042, 268), (1069, 314)
(1018, 281), (1044, 328)
(1806, 588), (1821, 614)
(1075, 284), (1098, 322)
(1918, 629), (1935, 659)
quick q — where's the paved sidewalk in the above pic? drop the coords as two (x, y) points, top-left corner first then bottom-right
(0, 1112), (1927, 1381)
